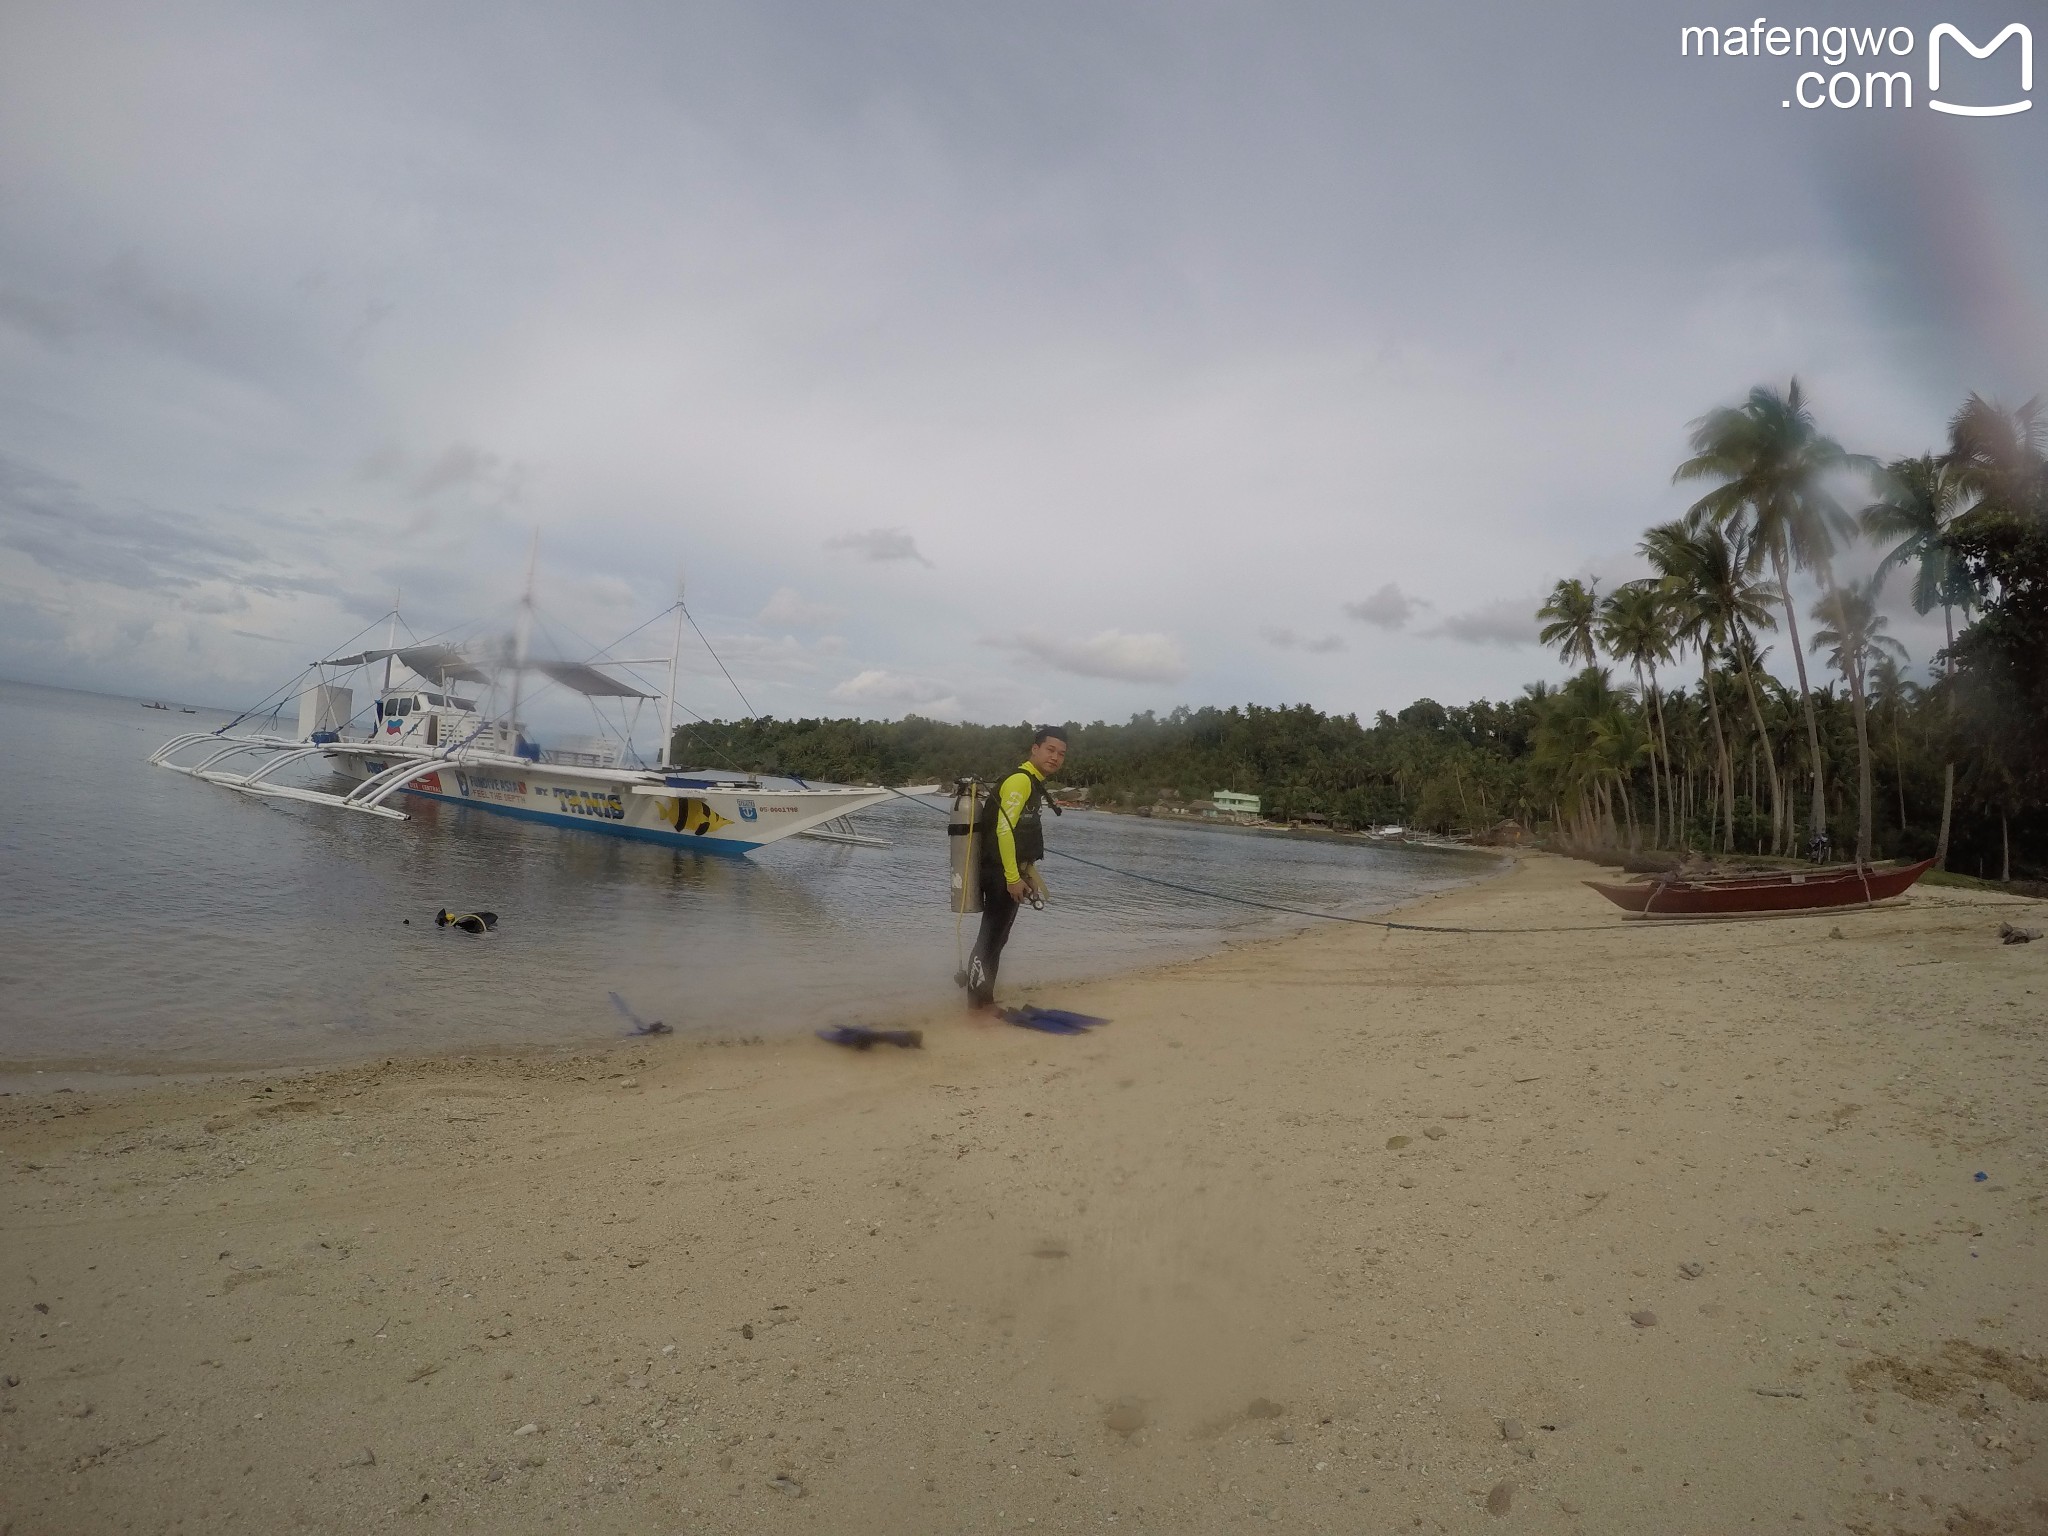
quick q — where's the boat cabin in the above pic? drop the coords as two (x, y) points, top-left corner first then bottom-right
(374, 690), (480, 748)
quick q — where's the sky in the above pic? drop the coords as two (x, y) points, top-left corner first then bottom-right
(1, 1), (2042, 731)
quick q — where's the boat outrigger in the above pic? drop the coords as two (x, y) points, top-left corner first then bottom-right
(151, 601), (915, 855)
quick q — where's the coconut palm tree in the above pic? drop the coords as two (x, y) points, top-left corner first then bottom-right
(1537, 578), (1602, 669)
(1810, 579), (1908, 864)
(1867, 653), (1918, 836)
(1946, 392), (2047, 519)
(1674, 379), (1878, 853)
(1597, 581), (1676, 846)
(1531, 667), (1642, 847)
(1862, 453), (1973, 865)
(1641, 518), (1777, 851)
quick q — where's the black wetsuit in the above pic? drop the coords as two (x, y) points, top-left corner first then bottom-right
(964, 762), (1050, 1005)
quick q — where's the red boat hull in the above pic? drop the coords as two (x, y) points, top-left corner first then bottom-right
(1585, 857), (1938, 917)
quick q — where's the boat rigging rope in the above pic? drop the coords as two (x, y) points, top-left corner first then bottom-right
(683, 603), (758, 720)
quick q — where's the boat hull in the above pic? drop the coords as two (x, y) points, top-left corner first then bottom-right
(329, 752), (888, 854)
(1585, 857), (1938, 916)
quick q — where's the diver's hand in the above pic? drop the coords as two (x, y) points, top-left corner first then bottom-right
(1007, 879), (1029, 902)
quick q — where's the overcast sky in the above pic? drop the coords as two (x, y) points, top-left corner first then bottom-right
(1, 2), (2041, 728)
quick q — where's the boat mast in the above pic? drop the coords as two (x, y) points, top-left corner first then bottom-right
(507, 535), (538, 749)
(659, 576), (684, 769)
(382, 588), (400, 700)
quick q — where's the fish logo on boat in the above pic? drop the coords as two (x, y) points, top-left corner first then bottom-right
(661, 796), (733, 837)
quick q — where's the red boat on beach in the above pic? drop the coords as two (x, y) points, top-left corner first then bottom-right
(1585, 857), (1938, 917)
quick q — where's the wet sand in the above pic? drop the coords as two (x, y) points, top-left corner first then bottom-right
(4, 853), (2046, 1534)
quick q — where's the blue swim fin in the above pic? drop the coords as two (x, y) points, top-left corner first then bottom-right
(1024, 1007), (1110, 1030)
(997, 1006), (1107, 1035)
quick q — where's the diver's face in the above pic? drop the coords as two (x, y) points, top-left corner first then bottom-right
(1030, 737), (1067, 775)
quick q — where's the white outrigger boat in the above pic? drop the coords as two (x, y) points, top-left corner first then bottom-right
(151, 605), (914, 856)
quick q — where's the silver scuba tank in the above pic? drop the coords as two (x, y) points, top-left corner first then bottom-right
(948, 778), (982, 913)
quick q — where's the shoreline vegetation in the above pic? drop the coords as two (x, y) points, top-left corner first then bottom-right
(5, 853), (2043, 1533)
(679, 382), (2044, 887)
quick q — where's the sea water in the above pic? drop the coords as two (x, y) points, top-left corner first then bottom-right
(0, 679), (1498, 1074)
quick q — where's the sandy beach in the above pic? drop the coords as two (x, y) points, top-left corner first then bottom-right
(4, 852), (2046, 1535)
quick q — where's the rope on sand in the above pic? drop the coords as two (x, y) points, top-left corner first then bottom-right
(882, 787), (2048, 936)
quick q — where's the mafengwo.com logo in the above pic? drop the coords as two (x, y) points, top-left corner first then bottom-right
(1680, 20), (2031, 113)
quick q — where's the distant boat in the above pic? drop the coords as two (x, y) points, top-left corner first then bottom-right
(1585, 857), (1937, 917)
(180, 707), (198, 714)
(142, 701), (170, 710)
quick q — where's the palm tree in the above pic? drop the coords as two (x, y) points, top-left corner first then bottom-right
(1537, 578), (1602, 669)
(1862, 453), (1973, 865)
(1810, 579), (1907, 865)
(1946, 392), (2047, 518)
(1531, 667), (1642, 847)
(1642, 518), (1777, 851)
(1598, 581), (1676, 846)
(1866, 653), (1918, 835)
(1674, 379), (1878, 855)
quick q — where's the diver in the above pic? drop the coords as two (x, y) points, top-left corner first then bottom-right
(964, 725), (1067, 1008)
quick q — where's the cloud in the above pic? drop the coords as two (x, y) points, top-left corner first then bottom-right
(1343, 583), (1422, 631)
(825, 528), (931, 566)
(1260, 625), (1344, 654)
(1431, 596), (1540, 648)
(0, 452), (265, 592)
(356, 443), (525, 504)
(992, 629), (1188, 685)
(757, 586), (844, 628)
(830, 667), (960, 717)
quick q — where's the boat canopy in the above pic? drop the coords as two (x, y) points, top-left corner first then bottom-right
(319, 645), (651, 698)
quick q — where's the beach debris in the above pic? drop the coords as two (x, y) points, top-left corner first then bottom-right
(1103, 1397), (1147, 1435)
(816, 1025), (922, 1051)
(435, 908), (497, 935)
(1000, 1005), (1110, 1036)
(1752, 1387), (1804, 1399)
(607, 991), (671, 1036)
(1500, 1417), (1525, 1441)
(1678, 1261), (1706, 1279)
(512, 1422), (540, 1437)
(1629, 1310), (1659, 1328)
(1998, 923), (2042, 944)
(1975, 1171), (1989, 1183)
(1385, 1135), (1411, 1150)
(1245, 1398), (1285, 1420)
(1486, 1481), (1515, 1516)
(768, 1474), (805, 1497)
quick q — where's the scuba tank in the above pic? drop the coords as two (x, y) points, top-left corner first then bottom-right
(948, 778), (982, 913)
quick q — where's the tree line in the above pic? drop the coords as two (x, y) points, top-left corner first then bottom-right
(674, 383), (2043, 883)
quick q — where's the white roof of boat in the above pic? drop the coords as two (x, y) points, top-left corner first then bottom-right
(320, 645), (651, 698)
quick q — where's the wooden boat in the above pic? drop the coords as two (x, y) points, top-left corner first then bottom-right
(1585, 857), (1938, 917)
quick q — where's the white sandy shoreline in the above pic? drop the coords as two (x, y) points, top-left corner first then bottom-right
(3, 852), (2044, 1535)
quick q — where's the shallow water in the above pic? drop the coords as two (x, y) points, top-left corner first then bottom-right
(0, 680), (1497, 1073)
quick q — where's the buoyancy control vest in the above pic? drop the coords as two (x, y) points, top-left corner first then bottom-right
(977, 766), (1051, 868)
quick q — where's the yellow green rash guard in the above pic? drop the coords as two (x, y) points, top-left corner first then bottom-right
(989, 761), (1046, 883)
